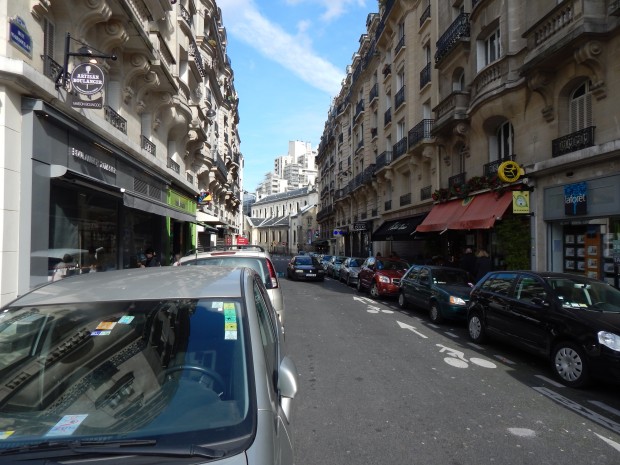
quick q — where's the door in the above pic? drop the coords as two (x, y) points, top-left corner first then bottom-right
(479, 272), (518, 334)
(412, 267), (433, 308)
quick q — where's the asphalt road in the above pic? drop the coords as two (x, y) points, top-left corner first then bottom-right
(272, 259), (620, 465)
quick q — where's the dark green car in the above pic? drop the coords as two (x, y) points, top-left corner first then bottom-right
(398, 265), (474, 323)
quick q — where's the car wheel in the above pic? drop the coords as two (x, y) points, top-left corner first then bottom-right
(398, 292), (408, 309)
(370, 282), (380, 299)
(552, 342), (590, 388)
(467, 311), (486, 343)
(429, 302), (443, 323)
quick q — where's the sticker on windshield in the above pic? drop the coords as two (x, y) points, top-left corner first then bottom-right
(0, 431), (14, 440)
(96, 321), (116, 330)
(224, 308), (236, 323)
(46, 414), (88, 437)
(225, 322), (237, 331)
(118, 315), (134, 324)
(225, 330), (237, 340)
(212, 302), (224, 311)
(91, 330), (111, 336)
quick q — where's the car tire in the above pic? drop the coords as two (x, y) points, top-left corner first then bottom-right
(429, 302), (443, 324)
(551, 342), (590, 388)
(370, 282), (380, 299)
(398, 292), (408, 309)
(467, 311), (486, 343)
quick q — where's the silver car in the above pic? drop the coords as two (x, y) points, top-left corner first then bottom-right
(339, 256), (366, 286)
(179, 245), (285, 328)
(0, 267), (298, 464)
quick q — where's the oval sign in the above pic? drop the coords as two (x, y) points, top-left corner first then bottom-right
(497, 160), (523, 183)
(70, 63), (105, 95)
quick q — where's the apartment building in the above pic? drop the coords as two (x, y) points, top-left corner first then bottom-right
(317, 0), (620, 285)
(0, 0), (242, 304)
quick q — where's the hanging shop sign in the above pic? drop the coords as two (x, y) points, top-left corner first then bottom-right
(497, 160), (524, 183)
(512, 191), (530, 214)
(564, 182), (587, 216)
(353, 221), (369, 231)
(70, 63), (105, 109)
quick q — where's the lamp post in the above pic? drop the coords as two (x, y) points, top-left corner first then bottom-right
(55, 33), (117, 90)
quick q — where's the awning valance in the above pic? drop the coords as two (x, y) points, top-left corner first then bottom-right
(416, 192), (513, 232)
(123, 192), (196, 223)
(372, 214), (427, 241)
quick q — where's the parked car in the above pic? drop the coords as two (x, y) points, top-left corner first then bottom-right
(326, 255), (346, 278)
(0, 267), (298, 463)
(178, 245), (285, 327)
(398, 265), (474, 323)
(339, 256), (366, 286)
(467, 270), (620, 388)
(319, 255), (333, 268)
(357, 256), (409, 298)
(287, 255), (325, 281)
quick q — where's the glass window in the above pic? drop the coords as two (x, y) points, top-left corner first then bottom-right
(254, 281), (278, 390)
(515, 276), (547, 303)
(481, 273), (517, 295)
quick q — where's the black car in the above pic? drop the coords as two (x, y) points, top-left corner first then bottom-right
(287, 255), (325, 281)
(467, 271), (620, 387)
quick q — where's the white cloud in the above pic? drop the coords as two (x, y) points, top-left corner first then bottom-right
(284, 0), (367, 22)
(218, 0), (346, 96)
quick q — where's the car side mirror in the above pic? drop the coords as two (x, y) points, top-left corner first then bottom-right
(278, 356), (298, 422)
(530, 297), (549, 307)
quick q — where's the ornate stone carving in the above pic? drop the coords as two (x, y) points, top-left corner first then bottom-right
(574, 41), (606, 100)
(30, 0), (51, 20)
(527, 69), (555, 122)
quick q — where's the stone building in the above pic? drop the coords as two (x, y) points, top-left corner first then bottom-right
(316, 0), (620, 285)
(0, 0), (242, 304)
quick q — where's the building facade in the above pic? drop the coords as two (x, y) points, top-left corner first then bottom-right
(1, 0), (242, 305)
(317, 0), (620, 285)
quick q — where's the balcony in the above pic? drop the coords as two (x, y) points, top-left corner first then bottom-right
(167, 157), (180, 174)
(355, 99), (365, 121)
(188, 38), (206, 78)
(384, 200), (392, 211)
(552, 127), (595, 158)
(41, 54), (63, 83)
(371, 127), (378, 139)
(471, 59), (509, 102)
(432, 91), (470, 134)
(394, 86), (406, 111)
(369, 83), (379, 103)
(434, 12), (470, 66)
(215, 154), (228, 180)
(420, 185), (432, 201)
(448, 172), (466, 188)
(384, 107), (392, 126)
(372, 208), (378, 217)
(376, 150), (393, 170)
(393, 137), (408, 161)
(394, 35), (405, 56)
(399, 192), (411, 207)
(362, 164), (376, 184)
(408, 119), (434, 149)
(104, 105), (127, 134)
(420, 62), (431, 88)
(141, 135), (156, 156)
(420, 4), (431, 27)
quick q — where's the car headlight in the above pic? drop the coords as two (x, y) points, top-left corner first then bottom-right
(378, 275), (390, 283)
(449, 296), (467, 306)
(598, 331), (620, 351)
(295, 269), (303, 274)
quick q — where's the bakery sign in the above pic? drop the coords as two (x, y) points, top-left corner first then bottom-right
(70, 63), (105, 108)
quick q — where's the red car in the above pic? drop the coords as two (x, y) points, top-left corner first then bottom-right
(357, 256), (409, 298)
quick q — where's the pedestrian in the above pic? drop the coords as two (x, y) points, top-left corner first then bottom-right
(53, 253), (78, 281)
(171, 252), (182, 266)
(474, 249), (492, 281)
(459, 247), (476, 277)
(142, 248), (161, 267)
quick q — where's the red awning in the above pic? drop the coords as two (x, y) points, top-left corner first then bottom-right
(416, 191), (513, 232)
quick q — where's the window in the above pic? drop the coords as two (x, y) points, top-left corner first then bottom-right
(477, 27), (501, 70)
(490, 121), (514, 162)
(515, 276), (547, 303)
(570, 80), (592, 132)
(481, 273), (517, 296)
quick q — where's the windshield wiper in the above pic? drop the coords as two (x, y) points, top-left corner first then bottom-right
(0, 439), (225, 459)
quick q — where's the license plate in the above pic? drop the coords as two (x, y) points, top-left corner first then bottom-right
(306, 273), (316, 277)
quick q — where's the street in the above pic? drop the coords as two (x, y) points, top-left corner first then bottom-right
(271, 257), (620, 465)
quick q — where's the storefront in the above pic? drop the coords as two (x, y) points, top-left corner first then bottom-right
(371, 215), (427, 260)
(23, 99), (196, 289)
(351, 221), (372, 257)
(543, 175), (620, 286)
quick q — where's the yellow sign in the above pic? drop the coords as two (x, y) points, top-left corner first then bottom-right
(497, 160), (524, 183)
(512, 191), (530, 214)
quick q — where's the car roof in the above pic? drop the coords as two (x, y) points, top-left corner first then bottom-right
(7, 267), (248, 307)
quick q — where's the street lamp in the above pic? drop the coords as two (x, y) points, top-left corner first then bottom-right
(55, 33), (117, 90)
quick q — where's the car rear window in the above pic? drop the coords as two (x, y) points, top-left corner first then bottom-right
(183, 257), (268, 282)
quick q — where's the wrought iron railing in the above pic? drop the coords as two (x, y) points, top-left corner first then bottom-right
(395, 34), (405, 55)
(376, 151), (393, 170)
(188, 38), (206, 77)
(448, 172), (466, 188)
(551, 127), (595, 157)
(384, 107), (392, 126)
(104, 105), (127, 134)
(41, 54), (63, 83)
(435, 12), (470, 65)
(355, 99), (365, 120)
(420, 4), (431, 26)
(395, 86), (406, 110)
(384, 200), (392, 211)
(167, 157), (180, 174)
(420, 62), (431, 88)
(369, 82), (379, 103)
(421, 185), (432, 200)
(400, 193), (412, 206)
(393, 137), (408, 160)
(408, 119), (434, 148)
(141, 135), (156, 156)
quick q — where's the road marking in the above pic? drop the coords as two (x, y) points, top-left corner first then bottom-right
(594, 432), (620, 452)
(353, 296), (373, 304)
(534, 374), (565, 388)
(589, 401), (620, 418)
(533, 386), (620, 435)
(444, 331), (459, 338)
(397, 320), (428, 338)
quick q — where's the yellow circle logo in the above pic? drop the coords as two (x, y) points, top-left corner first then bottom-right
(497, 161), (523, 183)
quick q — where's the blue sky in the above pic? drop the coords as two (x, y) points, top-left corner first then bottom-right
(218, 0), (374, 192)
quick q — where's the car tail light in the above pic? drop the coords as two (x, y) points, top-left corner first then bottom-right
(266, 259), (279, 288)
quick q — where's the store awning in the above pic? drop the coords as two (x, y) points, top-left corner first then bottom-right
(372, 214), (427, 241)
(123, 192), (196, 223)
(416, 192), (513, 233)
(197, 211), (226, 225)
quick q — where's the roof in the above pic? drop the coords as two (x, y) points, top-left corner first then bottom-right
(6, 267), (247, 306)
(254, 186), (313, 205)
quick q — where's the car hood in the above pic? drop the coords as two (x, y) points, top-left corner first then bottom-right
(566, 308), (620, 333)
(376, 270), (405, 278)
(436, 284), (472, 298)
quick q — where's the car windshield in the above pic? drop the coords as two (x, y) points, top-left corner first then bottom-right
(545, 277), (620, 312)
(295, 257), (313, 265)
(349, 258), (364, 267)
(377, 260), (409, 271)
(433, 269), (470, 285)
(334, 257), (346, 264)
(182, 256), (268, 283)
(0, 298), (252, 451)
